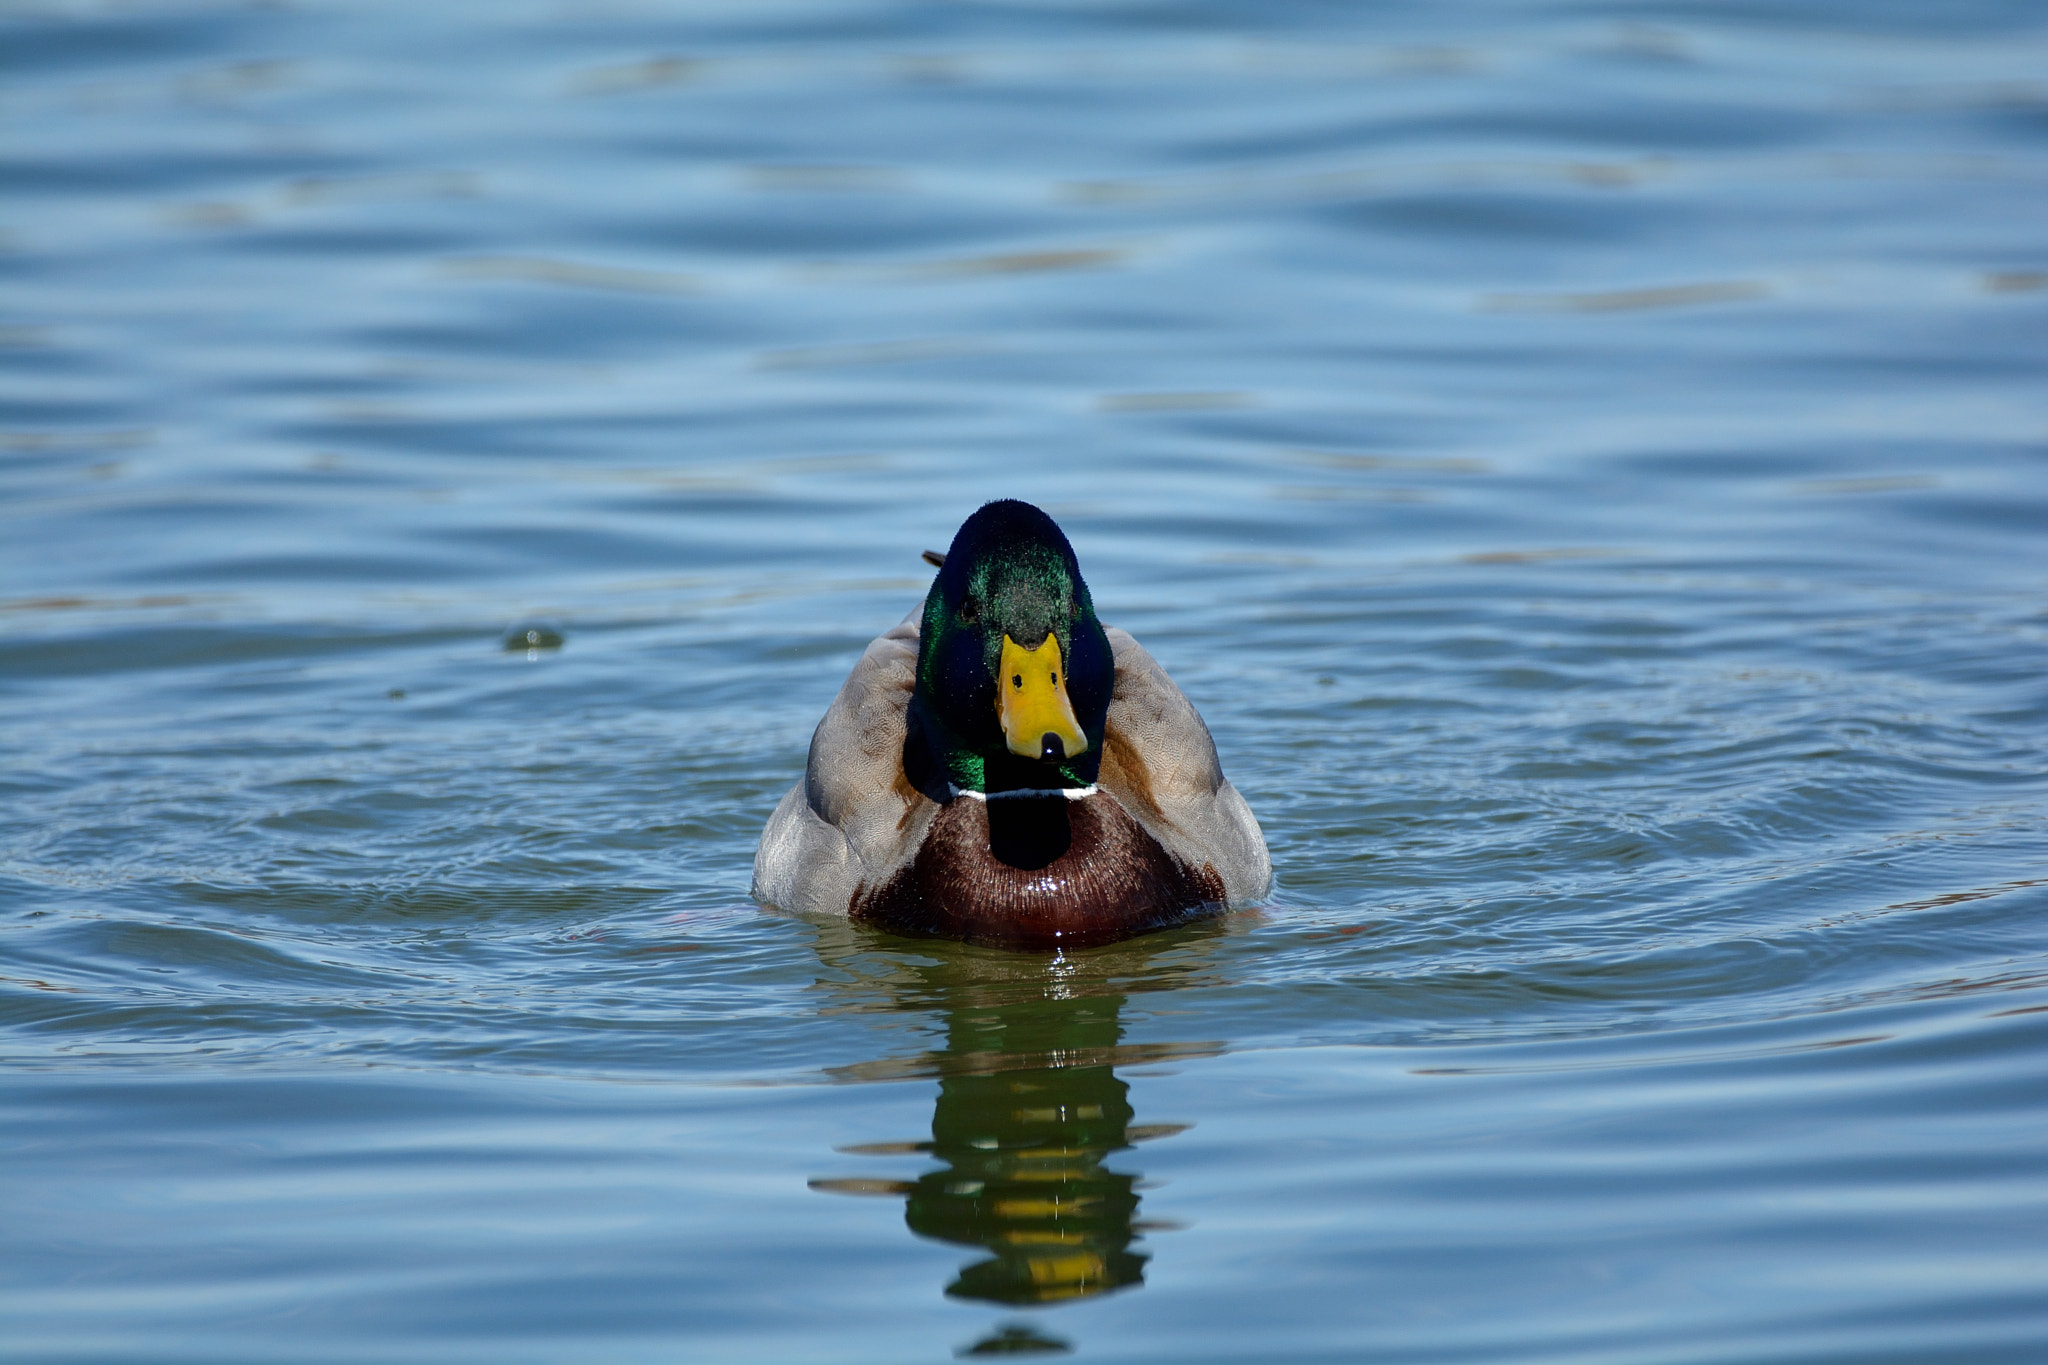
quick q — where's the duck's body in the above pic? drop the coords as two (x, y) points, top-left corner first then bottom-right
(752, 502), (1269, 949)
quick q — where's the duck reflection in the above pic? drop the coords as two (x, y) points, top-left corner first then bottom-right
(808, 920), (1228, 1311)
(900, 991), (1148, 1304)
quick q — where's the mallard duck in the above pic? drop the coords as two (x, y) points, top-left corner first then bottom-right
(753, 499), (1269, 949)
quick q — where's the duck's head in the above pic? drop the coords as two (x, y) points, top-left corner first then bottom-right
(909, 500), (1114, 797)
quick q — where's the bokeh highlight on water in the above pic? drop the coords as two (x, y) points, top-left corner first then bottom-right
(5, 1), (2048, 1361)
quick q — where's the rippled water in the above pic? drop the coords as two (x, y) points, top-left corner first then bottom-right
(6, 1), (2048, 1361)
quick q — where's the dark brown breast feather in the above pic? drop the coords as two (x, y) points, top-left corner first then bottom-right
(849, 793), (1224, 950)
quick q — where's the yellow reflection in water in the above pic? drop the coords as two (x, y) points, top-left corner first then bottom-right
(808, 920), (1233, 1312)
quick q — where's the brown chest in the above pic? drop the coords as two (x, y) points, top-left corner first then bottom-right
(849, 793), (1224, 949)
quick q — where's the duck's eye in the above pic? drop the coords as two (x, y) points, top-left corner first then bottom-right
(959, 600), (978, 624)
(1012, 674), (1022, 690)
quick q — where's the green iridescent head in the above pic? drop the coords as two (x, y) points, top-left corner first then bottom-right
(908, 501), (1114, 795)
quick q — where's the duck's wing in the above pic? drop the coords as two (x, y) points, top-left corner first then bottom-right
(753, 614), (936, 916)
(1098, 626), (1272, 905)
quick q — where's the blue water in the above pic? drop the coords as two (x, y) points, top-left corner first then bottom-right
(5, 1), (2048, 1361)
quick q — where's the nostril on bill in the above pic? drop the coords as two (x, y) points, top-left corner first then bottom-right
(1039, 733), (1063, 763)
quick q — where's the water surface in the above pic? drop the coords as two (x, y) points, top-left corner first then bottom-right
(5, 1), (2048, 1361)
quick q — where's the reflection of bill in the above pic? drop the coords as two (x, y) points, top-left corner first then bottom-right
(806, 924), (1225, 1310)
(907, 999), (1149, 1305)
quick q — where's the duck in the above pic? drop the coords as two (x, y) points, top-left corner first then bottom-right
(752, 499), (1270, 949)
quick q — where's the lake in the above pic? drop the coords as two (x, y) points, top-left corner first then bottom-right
(4, 1), (2047, 1361)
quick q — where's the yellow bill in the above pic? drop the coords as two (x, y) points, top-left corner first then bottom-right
(996, 631), (1088, 762)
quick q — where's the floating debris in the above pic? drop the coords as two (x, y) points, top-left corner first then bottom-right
(503, 625), (564, 654)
